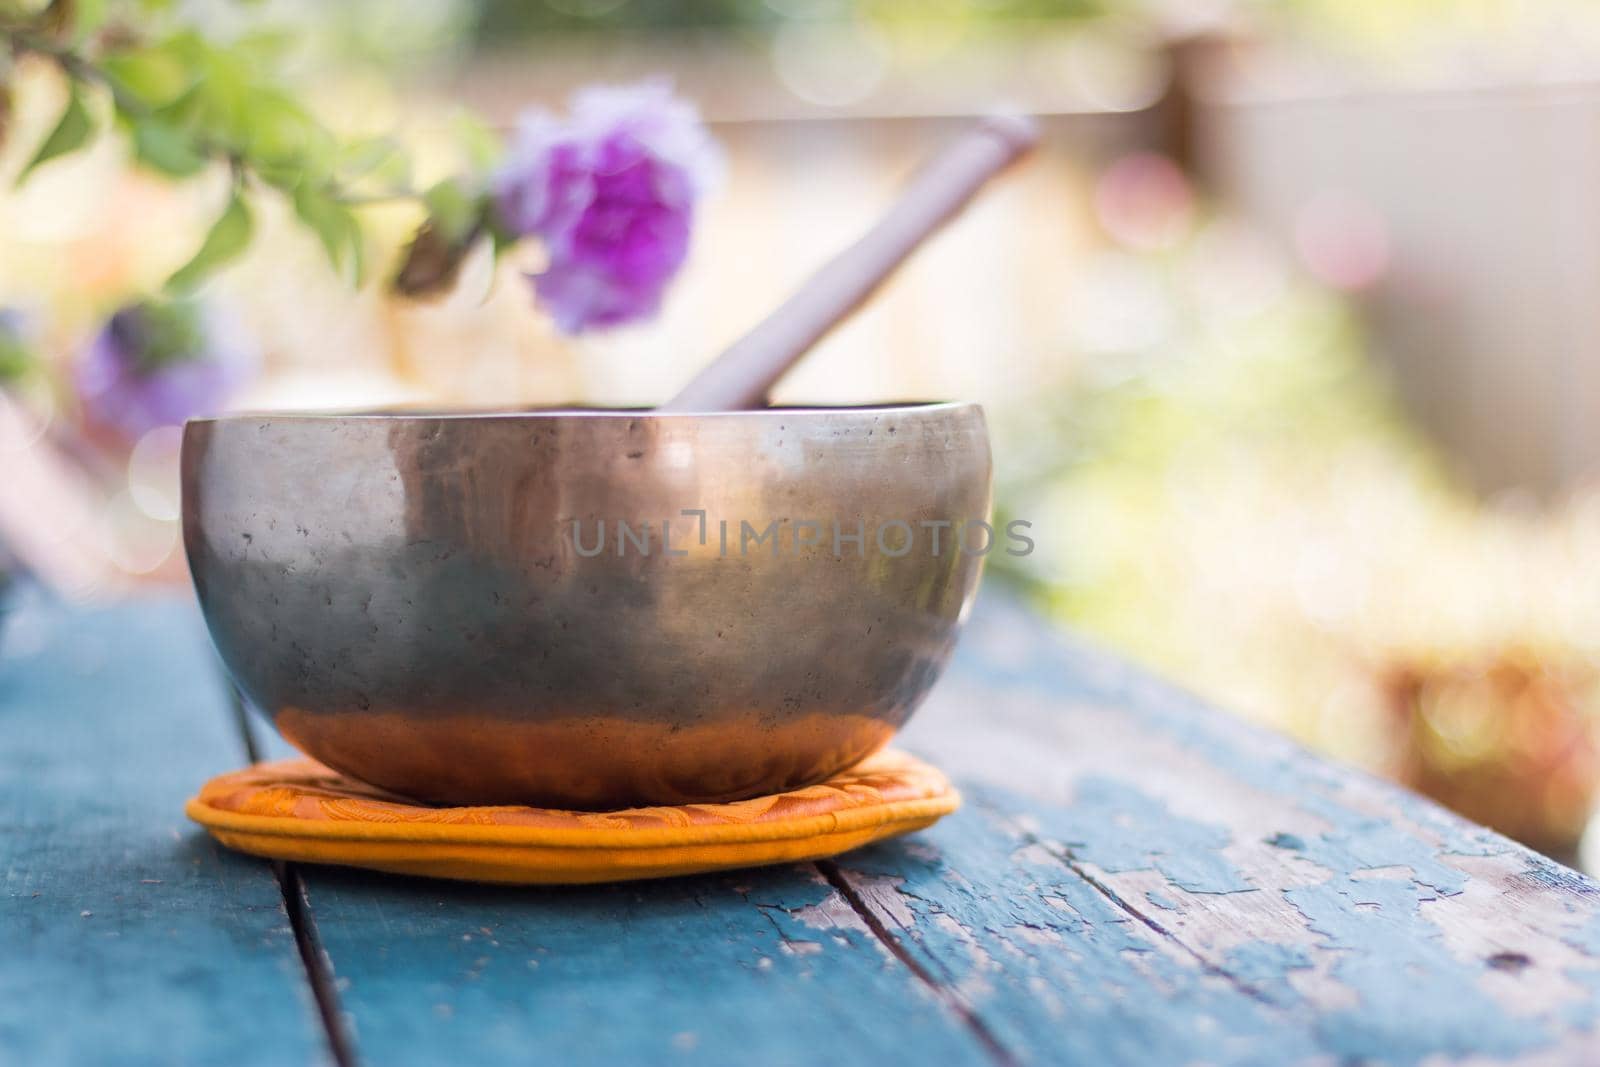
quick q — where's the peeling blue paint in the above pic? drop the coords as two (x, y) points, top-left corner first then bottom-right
(1022, 777), (1256, 895)
(987, 761), (1558, 1065)
(1285, 803), (1472, 895)
(1145, 890), (1179, 911)
(1562, 967), (1600, 1028)
(1285, 877), (1539, 1063)
(927, 599), (1600, 1063)
(1222, 942), (1310, 1007)
(1565, 912), (1600, 956)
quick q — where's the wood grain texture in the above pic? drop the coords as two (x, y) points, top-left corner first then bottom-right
(296, 861), (996, 1066)
(0, 599), (325, 1067)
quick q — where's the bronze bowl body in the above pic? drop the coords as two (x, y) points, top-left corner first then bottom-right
(181, 403), (992, 808)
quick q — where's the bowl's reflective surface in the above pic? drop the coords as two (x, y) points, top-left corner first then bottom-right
(182, 404), (992, 808)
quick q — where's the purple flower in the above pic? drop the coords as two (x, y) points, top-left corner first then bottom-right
(494, 82), (721, 334)
(75, 301), (257, 440)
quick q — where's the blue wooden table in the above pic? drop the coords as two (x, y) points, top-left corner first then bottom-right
(6, 591), (1600, 1066)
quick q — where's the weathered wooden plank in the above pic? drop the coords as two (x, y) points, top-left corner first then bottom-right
(0, 599), (325, 1066)
(871, 594), (1600, 1065)
(295, 861), (999, 1066)
(822, 813), (1325, 1067)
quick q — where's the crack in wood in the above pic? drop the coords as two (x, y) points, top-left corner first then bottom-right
(220, 665), (360, 1067)
(276, 861), (362, 1067)
(815, 859), (1020, 1067)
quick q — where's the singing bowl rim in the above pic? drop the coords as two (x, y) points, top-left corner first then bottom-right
(184, 399), (978, 426)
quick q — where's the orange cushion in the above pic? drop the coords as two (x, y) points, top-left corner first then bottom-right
(186, 749), (959, 884)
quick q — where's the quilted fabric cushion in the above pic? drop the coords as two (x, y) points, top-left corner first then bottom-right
(187, 749), (959, 884)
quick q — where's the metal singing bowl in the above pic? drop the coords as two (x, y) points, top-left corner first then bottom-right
(181, 403), (992, 808)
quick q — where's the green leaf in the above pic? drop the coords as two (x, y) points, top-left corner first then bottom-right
(0, 324), (31, 383)
(347, 222), (366, 285)
(337, 135), (409, 190)
(167, 194), (253, 292)
(230, 28), (297, 68)
(423, 178), (478, 244)
(165, 39), (250, 153)
(241, 89), (333, 179)
(251, 160), (302, 193)
(292, 183), (364, 283)
(69, 0), (109, 42)
(291, 184), (342, 260)
(19, 85), (93, 185)
(337, 136), (394, 176)
(129, 118), (207, 177)
(122, 300), (206, 372)
(103, 45), (194, 109)
(489, 220), (518, 257)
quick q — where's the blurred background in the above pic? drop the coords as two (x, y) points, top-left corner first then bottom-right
(7, 0), (1600, 862)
